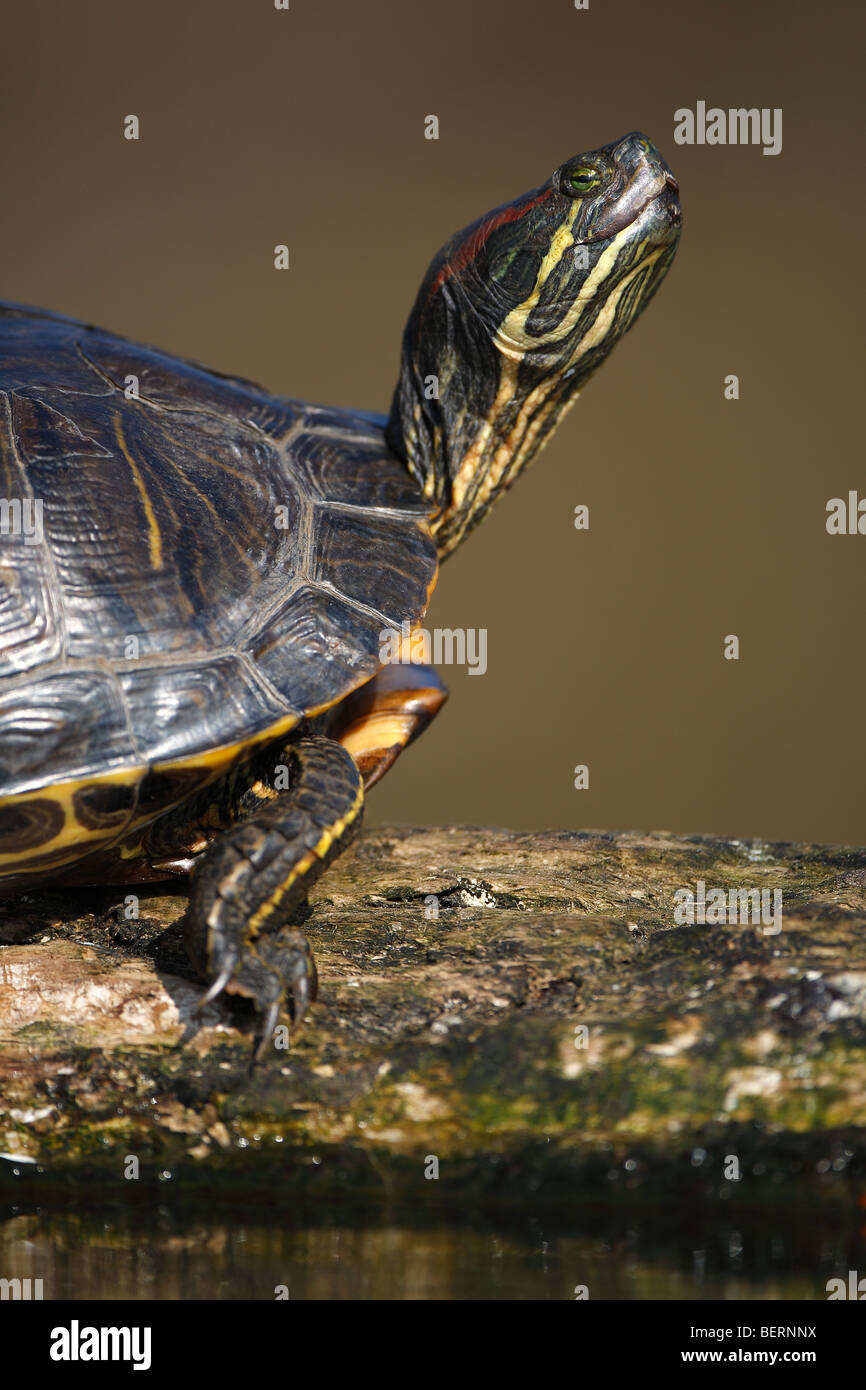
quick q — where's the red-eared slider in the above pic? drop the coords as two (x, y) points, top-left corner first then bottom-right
(0, 133), (681, 1055)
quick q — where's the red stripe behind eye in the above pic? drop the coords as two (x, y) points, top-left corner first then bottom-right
(422, 185), (555, 313)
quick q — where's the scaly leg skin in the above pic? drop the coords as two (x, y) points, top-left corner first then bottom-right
(184, 735), (364, 1062)
(184, 663), (447, 1062)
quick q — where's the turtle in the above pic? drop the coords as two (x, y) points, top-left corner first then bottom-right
(0, 132), (681, 1056)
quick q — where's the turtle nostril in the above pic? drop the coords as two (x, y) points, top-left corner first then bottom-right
(664, 172), (680, 194)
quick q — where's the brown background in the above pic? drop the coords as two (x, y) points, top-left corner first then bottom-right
(2, 0), (863, 844)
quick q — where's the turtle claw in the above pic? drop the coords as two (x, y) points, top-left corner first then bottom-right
(181, 737), (360, 1062)
(195, 963), (235, 1013)
(251, 999), (282, 1070)
(247, 930), (318, 1062)
(195, 925), (319, 1065)
(291, 952), (318, 1027)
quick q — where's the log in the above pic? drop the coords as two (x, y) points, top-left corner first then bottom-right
(2, 826), (865, 1200)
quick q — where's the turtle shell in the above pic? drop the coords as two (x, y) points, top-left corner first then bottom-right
(0, 303), (437, 880)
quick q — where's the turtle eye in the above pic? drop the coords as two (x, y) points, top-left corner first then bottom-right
(562, 164), (602, 197)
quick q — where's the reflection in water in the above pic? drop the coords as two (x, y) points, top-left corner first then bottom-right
(1, 1198), (863, 1299)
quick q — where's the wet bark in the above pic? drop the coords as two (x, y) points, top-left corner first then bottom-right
(2, 826), (865, 1198)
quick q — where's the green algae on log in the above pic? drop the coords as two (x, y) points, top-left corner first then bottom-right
(1, 826), (865, 1195)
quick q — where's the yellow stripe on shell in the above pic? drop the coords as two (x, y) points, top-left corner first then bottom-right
(114, 413), (164, 571)
(0, 765), (145, 871)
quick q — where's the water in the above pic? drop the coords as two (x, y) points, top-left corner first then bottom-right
(2, 1194), (861, 1299)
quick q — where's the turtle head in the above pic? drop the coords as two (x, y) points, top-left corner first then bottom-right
(386, 132), (681, 556)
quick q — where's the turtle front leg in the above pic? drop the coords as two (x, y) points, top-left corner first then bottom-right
(184, 735), (363, 1061)
(185, 663), (447, 1060)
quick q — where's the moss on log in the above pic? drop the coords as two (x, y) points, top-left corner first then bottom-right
(2, 827), (865, 1199)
